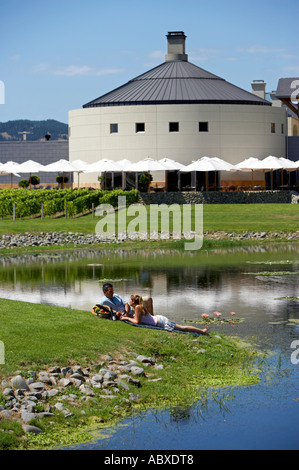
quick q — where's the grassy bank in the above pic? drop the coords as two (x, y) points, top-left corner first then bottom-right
(0, 299), (260, 450)
(0, 203), (298, 235)
(0, 203), (298, 255)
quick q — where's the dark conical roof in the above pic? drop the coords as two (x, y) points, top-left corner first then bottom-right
(83, 60), (271, 108)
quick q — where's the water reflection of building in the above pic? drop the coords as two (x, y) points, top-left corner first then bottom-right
(0, 250), (298, 324)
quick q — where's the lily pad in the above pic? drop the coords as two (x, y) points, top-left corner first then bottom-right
(275, 296), (299, 301)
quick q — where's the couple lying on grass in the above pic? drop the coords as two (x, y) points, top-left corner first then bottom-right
(92, 282), (209, 336)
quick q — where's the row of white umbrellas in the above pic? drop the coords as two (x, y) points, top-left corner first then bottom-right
(0, 156), (298, 187)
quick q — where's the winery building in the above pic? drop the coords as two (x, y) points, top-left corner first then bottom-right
(69, 31), (287, 187)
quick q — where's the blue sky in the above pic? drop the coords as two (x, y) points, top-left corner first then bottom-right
(1, 0), (298, 124)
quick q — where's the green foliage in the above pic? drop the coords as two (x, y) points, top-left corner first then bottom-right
(139, 172), (153, 191)
(56, 175), (69, 184)
(29, 175), (40, 186)
(0, 419), (24, 450)
(0, 188), (139, 219)
(18, 179), (29, 188)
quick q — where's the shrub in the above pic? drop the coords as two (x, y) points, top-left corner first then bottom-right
(56, 176), (69, 186)
(139, 173), (152, 192)
(18, 179), (29, 188)
(29, 175), (40, 187)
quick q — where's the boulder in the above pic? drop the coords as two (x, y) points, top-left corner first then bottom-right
(11, 375), (30, 391)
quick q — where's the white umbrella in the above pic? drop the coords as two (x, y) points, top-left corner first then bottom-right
(115, 159), (132, 170)
(181, 156), (228, 172)
(0, 160), (20, 175)
(71, 159), (90, 171)
(69, 160), (90, 187)
(278, 157), (298, 170)
(83, 159), (123, 189)
(17, 159), (44, 173)
(235, 157), (268, 188)
(241, 156), (289, 189)
(40, 159), (77, 188)
(123, 157), (168, 191)
(83, 158), (122, 173)
(235, 157), (266, 171)
(158, 158), (187, 191)
(158, 158), (186, 170)
(41, 159), (77, 172)
(124, 157), (167, 172)
(16, 159), (45, 188)
(113, 159), (132, 189)
(210, 157), (237, 171)
(255, 155), (284, 170)
(181, 156), (233, 190)
(0, 161), (21, 187)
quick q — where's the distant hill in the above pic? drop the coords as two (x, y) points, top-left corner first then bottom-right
(0, 119), (68, 142)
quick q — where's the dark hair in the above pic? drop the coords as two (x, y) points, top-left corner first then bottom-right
(103, 283), (113, 293)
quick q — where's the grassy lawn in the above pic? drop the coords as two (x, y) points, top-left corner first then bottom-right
(202, 204), (299, 232)
(0, 204), (298, 236)
(0, 298), (260, 449)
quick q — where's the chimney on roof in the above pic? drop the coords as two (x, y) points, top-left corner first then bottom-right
(251, 80), (266, 100)
(165, 31), (188, 62)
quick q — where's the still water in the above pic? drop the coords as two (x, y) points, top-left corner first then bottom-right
(0, 245), (298, 450)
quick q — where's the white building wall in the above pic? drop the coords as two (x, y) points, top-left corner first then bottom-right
(69, 103), (287, 185)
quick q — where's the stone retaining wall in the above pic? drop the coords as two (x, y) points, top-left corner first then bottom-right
(139, 190), (298, 205)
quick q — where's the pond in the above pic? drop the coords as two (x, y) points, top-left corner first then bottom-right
(0, 244), (298, 450)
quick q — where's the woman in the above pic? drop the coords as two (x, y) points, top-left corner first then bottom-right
(118, 294), (209, 336)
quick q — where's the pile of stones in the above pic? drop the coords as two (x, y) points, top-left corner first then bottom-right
(0, 232), (122, 249)
(204, 230), (299, 241)
(1, 228), (299, 250)
(0, 353), (164, 435)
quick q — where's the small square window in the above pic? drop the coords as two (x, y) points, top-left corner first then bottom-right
(271, 123), (276, 133)
(199, 122), (209, 132)
(136, 123), (145, 133)
(110, 123), (118, 133)
(169, 122), (179, 132)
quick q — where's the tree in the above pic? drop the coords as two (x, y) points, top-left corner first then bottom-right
(139, 172), (153, 192)
(56, 175), (69, 188)
(18, 179), (29, 188)
(29, 175), (40, 187)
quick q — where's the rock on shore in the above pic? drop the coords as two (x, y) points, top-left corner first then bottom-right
(0, 353), (164, 435)
(1, 229), (299, 250)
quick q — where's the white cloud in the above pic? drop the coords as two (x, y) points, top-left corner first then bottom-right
(189, 47), (222, 63)
(32, 63), (124, 77)
(223, 57), (238, 62)
(148, 50), (165, 60)
(237, 45), (285, 55)
(54, 65), (93, 76)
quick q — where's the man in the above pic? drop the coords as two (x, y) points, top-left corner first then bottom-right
(98, 283), (131, 317)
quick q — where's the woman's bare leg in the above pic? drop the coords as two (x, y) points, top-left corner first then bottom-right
(174, 324), (209, 336)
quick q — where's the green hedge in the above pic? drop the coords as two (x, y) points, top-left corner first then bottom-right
(0, 188), (139, 218)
